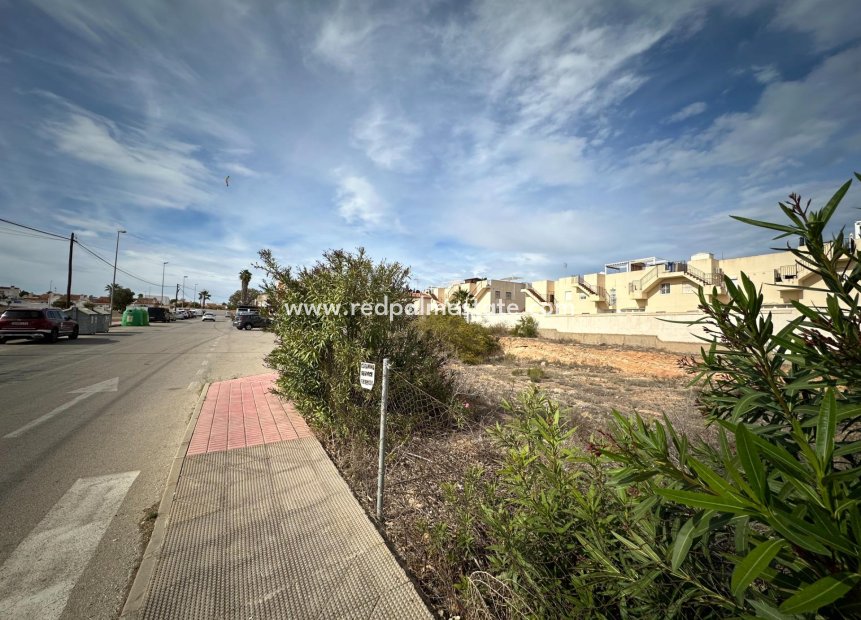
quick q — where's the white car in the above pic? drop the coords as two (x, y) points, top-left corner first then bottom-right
(202, 312), (215, 322)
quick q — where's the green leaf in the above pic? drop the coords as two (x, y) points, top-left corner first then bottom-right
(671, 517), (698, 572)
(750, 434), (808, 479)
(731, 539), (784, 598)
(747, 599), (793, 620)
(733, 392), (767, 422)
(779, 573), (859, 614)
(656, 488), (753, 514)
(819, 179), (852, 224)
(736, 425), (766, 502)
(815, 389), (837, 467)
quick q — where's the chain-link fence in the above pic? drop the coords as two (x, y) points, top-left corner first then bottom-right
(325, 359), (499, 614)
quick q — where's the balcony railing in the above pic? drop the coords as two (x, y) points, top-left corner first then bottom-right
(629, 262), (725, 294)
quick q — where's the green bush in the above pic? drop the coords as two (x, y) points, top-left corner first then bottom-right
(511, 315), (539, 337)
(257, 248), (453, 437)
(435, 388), (734, 618)
(418, 313), (500, 365)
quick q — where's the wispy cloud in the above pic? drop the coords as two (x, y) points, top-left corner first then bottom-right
(665, 101), (707, 123)
(43, 103), (212, 208)
(352, 105), (422, 171)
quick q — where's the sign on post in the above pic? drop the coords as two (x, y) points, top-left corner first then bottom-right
(360, 362), (376, 390)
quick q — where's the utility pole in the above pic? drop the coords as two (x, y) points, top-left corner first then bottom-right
(66, 232), (75, 307)
(161, 262), (168, 306)
(175, 284), (180, 309)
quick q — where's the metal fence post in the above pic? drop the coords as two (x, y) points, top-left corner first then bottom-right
(376, 358), (390, 522)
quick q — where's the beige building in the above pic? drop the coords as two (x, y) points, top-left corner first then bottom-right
(431, 222), (860, 317)
(427, 277), (529, 314)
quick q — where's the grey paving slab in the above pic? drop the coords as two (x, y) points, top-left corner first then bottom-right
(138, 437), (431, 619)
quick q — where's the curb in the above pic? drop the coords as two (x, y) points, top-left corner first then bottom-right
(120, 382), (210, 619)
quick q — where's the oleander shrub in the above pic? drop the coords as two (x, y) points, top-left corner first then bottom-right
(257, 248), (453, 437)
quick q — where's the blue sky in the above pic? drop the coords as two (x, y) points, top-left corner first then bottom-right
(1, 0), (859, 302)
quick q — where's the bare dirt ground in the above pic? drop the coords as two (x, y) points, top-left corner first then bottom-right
(457, 337), (707, 442)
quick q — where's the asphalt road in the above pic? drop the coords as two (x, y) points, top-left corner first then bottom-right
(0, 316), (276, 619)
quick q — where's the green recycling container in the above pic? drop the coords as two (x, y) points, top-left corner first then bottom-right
(140, 307), (149, 326)
(121, 307), (147, 326)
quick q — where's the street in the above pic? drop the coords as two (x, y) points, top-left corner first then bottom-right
(0, 318), (276, 619)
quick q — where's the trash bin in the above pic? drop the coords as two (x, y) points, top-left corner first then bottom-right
(67, 307), (98, 334)
(93, 309), (111, 332)
(122, 307), (145, 326)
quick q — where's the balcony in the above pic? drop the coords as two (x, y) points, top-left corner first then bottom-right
(628, 262), (725, 299)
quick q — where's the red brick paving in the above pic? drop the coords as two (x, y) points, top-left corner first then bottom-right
(187, 373), (312, 456)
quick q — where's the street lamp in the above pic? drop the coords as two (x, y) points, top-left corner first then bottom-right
(161, 262), (168, 306)
(182, 276), (188, 308)
(194, 283), (197, 309)
(108, 229), (126, 325)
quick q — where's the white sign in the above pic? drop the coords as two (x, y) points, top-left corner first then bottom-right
(360, 362), (376, 390)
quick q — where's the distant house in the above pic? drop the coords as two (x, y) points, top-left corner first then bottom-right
(0, 285), (21, 300)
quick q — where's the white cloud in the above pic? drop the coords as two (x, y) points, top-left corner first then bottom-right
(334, 173), (388, 228)
(312, 3), (384, 72)
(352, 106), (422, 171)
(443, 0), (707, 131)
(666, 101), (707, 123)
(42, 102), (213, 208)
(768, 0), (861, 50)
(751, 64), (780, 84)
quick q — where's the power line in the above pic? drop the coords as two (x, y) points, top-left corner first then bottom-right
(0, 227), (67, 241)
(0, 216), (164, 290)
(73, 239), (162, 287)
(0, 217), (68, 240)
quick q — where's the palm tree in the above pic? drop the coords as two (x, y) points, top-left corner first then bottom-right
(239, 269), (252, 304)
(450, 289), (476, 314)
(198, 290), (211, 308)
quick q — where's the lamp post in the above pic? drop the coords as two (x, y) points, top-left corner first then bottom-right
(182, 275), (188, 308)
(194, 283), (197, 309)
(161, 262), (168, 306)
(108, 229), (126, 326)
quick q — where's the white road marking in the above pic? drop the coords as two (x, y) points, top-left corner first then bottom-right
(4, 378), (119, 439)
(187, 381), (200, 392)
(0, 471), (139, 620)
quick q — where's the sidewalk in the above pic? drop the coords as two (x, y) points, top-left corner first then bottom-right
(123, 373), (431, 619)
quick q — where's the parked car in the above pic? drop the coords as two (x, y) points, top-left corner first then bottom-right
(233, 313), (270, 330)
(0, 307), (79, 343)
(147, 307), (171, 323)
(202, 312), (215, 322)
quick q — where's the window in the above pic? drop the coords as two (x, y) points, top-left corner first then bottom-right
(495, 290), (501, 299)
(505, 291), (512, 300)
(579, 293), (587, 300)
(660, 283), (671, 295)
(564, 291), (572, 301)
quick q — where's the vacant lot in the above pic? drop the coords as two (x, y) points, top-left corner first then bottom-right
(457, 336), (706, 441)
(328, 337), (709, 615)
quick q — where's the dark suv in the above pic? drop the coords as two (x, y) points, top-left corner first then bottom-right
(0, 307), (79, 343)
(147, 307), (171, 323)
(233, 313), (270, 330)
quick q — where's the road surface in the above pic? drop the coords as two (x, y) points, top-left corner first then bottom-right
(0, 317), (276, 619)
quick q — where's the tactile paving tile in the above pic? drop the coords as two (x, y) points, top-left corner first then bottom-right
(139, 437), (431, 619)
